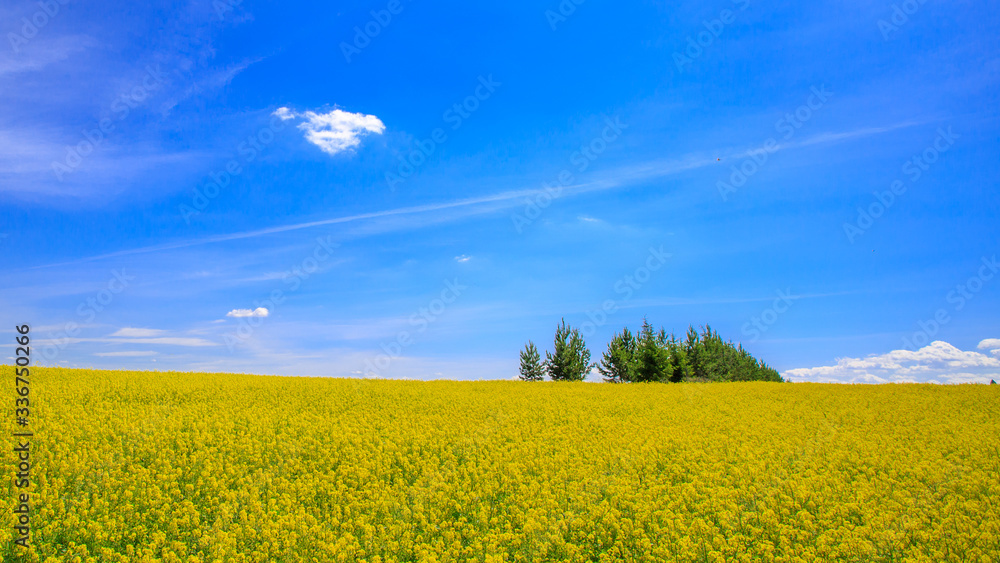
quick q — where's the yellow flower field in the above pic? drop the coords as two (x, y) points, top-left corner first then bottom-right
(2, 366), (998, 562)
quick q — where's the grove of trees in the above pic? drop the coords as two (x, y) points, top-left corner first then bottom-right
(519, 318), (783, 383)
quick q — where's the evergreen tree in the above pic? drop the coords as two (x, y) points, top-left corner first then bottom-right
(635, 318), (672, 382)
(545, 318), (593, 381)
(519, 319), (783, 385)
(518, 341), (546, 381)
(684, 325), (705, 380)
(667, 333), (692, 382)
(598, 328), (636, 383)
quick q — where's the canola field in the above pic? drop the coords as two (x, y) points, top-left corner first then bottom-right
(2, 367), (998, 563)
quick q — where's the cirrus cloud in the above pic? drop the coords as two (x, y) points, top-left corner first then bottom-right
(273, 106), (385, 156)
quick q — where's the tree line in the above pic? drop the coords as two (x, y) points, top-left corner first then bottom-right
(519, 318), (784, 383)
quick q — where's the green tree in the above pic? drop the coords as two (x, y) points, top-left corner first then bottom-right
(518, 341), (546, 381)
(598, 328), (636, 383)
(545, 318), (593, 381)
(634, 318), (672, 382)
(684, 325), (705, 380)
(666, 333), (692, 382)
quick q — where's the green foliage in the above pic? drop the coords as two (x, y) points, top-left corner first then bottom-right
(545, 318), (593, 381)
(518, 341), (546, 381)
(667, 333), (692, 382)
(598, 328), (636, 383)
(634, 319), (672, 382)
(594, 321), (783, 384)
(520, 318), (782, 384)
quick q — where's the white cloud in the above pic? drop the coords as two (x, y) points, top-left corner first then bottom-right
(34, 336), (217, 347)
(227, 307), (269, 318)
(94, 351), (157, 357)
(784, 340), (1000, 384)
(272, 107), (384, 156)
(110, 327), (166, 338)
(454, 255), (471, 263)
(977, 338), (1000, 351)
(273, 107), (295, 121)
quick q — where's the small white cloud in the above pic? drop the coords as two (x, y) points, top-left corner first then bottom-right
(111, 328), (166, 338)
(227, 307), (269, 318)
(977, 338), (1000, 351)
(273, 107), (295, 121)
(94, 351), (158, 357)
(784, 340), (1000, 384)
(273, 107), (384, 156)
(578, 216), (602, 223)
(454, 255), (471, 263)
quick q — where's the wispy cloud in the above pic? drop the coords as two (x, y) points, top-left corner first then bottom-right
(94, 351), (158, 357)
(110, 328), (166, 337)
(160, 57), (264, 116)
(36, 336), (218, 347)
(792, 120), (926, 149)
(28, 122), (917, 270)
(0, 34), (95, 76)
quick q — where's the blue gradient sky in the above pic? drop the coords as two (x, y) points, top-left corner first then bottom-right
(2, 0), (998, 382)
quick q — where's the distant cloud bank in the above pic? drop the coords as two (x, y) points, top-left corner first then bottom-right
(273, 106), (384, 156)
(784, 339), (1000, 384)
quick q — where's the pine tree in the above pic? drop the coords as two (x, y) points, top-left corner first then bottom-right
(667, 333), (692, 382)
(684, 325), (705, 380)
(518, 341), (546, 381)
(545, 318), (593, 381)
(598, 328), (636, 383)
(635, 318), (672, 382)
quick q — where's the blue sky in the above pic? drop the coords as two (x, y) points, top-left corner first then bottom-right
(2, 0), (998, 382)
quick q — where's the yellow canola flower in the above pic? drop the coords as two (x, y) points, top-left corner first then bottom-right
(0, 367), (997, 562)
